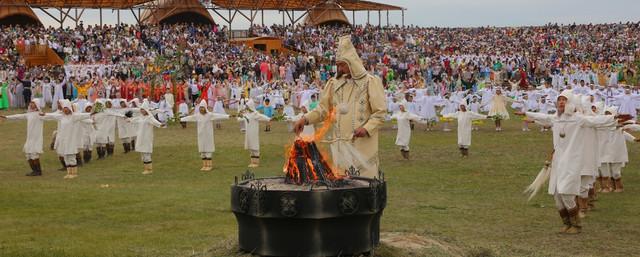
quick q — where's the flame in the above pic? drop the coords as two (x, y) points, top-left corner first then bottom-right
(283, 109), (341, 185)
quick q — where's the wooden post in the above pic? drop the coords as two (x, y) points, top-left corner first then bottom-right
(352, 10), (355, 25)
(117, 9), (120, 25)
(378, 10), (381, 27)
(75, 9), (78, 27)
(386, 10), (389, 27)
(402, 10), (404, 27)
(59, 8), (63, 28)
(367, 11), (369, 25)
(100, 8), (103, 26)
(261, 10), (264, 26)
(228, 9), (232, 40)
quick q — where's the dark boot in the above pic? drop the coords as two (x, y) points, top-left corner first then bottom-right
(97, 147), (105, 159)
(400, 150), (410, 160)
(107, 144), (114, 156)
(123, 143), (130, 153)
(58, 156), (67, 171)
(565, 207), (582, 234)
(26, 159), (41, 176)
(180, 122), (187, 128)
(577, 197), (588, 218)
(130, 140), (135, 151)
(84, 150), (92, 163)
(76, 153), (83, 167)
(588, 188), (596, 209)
(613, 178), (623, 193)
(558, 209), (571, 233)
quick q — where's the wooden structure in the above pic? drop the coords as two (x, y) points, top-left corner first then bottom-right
(0, 0), (41, 26)
(230, 36), (299, 56)
(303, 1), (350, 26)
(0, 0), (405, 28)
(140, 0), (214, 25)
(15, 44), (65, 67)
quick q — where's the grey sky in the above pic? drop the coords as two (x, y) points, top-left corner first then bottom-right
(36, 0), (640, 28)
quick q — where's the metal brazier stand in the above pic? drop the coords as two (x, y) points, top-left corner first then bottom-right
(230, 169), (387, 257)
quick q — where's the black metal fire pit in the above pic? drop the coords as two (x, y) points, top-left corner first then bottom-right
(230, 168), (387, 257)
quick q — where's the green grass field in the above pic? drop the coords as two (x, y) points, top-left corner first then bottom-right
(1, 109), (639, 257)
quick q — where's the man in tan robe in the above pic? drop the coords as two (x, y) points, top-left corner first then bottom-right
(294, 35), (387, 178)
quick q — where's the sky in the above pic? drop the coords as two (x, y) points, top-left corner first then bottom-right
(35, 0), (640, 29)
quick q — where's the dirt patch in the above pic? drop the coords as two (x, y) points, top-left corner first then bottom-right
(380, 232), (465, 257)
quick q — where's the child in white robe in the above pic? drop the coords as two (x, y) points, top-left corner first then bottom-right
(239, 99), (271, 168)
(439, 94), (457, 132)
(80, 103), (96, 164)
(282, 98), (296, 132)
(213, 96), (226, 129)
(132, 100), (163, 175)
(288, 105), (315, 138)
(485, 88), (513, 131)
(1, 99), (55, 176)
(93, 99), (125, 159)
(47, 100), (92, 179)
(181, 100), (230, 171)
(443, 101), (487, 157)
(178, 100), (190, 129)
(391, 101), (423, 159)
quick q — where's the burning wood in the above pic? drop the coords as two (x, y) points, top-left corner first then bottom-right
(284, 139), (340, 185)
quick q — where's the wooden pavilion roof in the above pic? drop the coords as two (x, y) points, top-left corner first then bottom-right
(210, 0), (404, 11)
(4, 0), (403, 11)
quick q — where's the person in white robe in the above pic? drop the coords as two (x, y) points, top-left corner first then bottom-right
(239, 99), (271, 168)
(443, 101), (487, 157)
(0, 99), (55, 176)
(132, 100), (163, 175)
(525, 90), (622, 234)
(177, 100), (190, 129)
(612, 89), (640, 118)
(439, 95), (457, 132)
(288, 105), (315, 138)
(47, 100), (92, 179)
(181, 100), (229, 171)
(485, 88), (513, 131)
(80, 103), (96, 163)
(116, 99), (136, 153)
(52, 75), (66, 112)
(416, 89), (445, 131)
(42, 77), (53, 108)
(92, 99), (125, 159)
(390, 101), (423, 159)
(212, 96), (226, 129)
(282, 98), (296, 132)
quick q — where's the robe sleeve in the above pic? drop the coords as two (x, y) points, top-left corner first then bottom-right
(623, 124), (640, 132)
(443, 112), (459, 119)
(180, 114), (197, 122)
(43, 113), (63, 121)
(362, 76), (387, 134)
(525, 112), (554, 127)
(623, 131), (636, 142)
(147, 116), (163, 128)
(469, 112), (487, 120)
(408, 113), (422, 121)
(72, 113), (91, 122)
(304, 79), (333, 124)
(579, 115), (615, 128)
(255, 113), (271, 122)
(5, 113), (27, 120)
(209, 113), (230, 121)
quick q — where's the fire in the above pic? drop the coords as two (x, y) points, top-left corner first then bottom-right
(284, 109), (341, 185)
